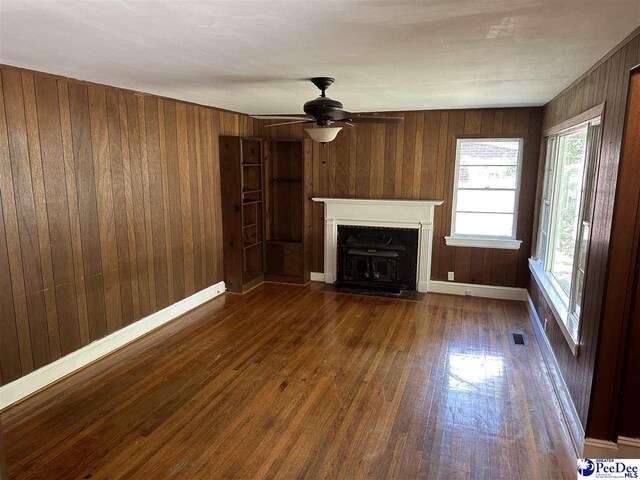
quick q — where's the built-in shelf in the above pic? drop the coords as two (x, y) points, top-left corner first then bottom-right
(220, 136), (265, 293)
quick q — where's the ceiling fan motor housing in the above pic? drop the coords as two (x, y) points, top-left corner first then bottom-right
(304, 76), (344, 125)
(303, 96), (344, 125)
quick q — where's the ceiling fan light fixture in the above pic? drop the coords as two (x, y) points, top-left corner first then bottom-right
(305, 126), (342, 145)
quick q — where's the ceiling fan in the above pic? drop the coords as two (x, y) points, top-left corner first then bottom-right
(250, 77), (403, 144)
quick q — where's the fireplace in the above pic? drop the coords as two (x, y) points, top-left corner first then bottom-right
(311, 198), (444, 293)
(337, 226), (418, 293)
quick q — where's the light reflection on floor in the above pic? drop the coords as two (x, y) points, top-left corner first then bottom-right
(446, 351), (506, 437)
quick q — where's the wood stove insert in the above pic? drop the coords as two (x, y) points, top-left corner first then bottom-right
(336, 225), (418, 295)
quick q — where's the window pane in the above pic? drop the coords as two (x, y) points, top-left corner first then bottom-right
(550, 129), (587, 296)
(456, 190), (516, 213)
(455, 213), (514, 237)
(457, 165), (518, 189)
(459, 140), (521, 166)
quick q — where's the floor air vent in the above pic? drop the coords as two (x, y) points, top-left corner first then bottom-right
(511, 333), (526, 346)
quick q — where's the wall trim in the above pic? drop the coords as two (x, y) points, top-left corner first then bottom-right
(617, 437), (640, 458)
(526, 292), (585, 456)
(583, 438), (619, 458)
(579, 437), (640, 458)
(428, 280), (527, 301)
(310, 272), (325, 282)
(0, 281), (226, 410)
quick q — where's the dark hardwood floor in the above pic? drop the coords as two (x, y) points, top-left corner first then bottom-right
(1, 283), (576, 479)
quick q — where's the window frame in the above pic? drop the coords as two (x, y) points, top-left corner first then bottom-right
(445, 137), (524, 250)
(531, 107), (603, 356)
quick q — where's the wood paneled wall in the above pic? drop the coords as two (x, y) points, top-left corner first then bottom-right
(0, 65), (250, 386)
(253, 107), (543, 287)
(528, 30), (640, 434)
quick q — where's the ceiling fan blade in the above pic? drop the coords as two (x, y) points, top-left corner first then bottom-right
(250, 114), (312, 120)
(346, 116), (404, 124)
(264, 119), (316, 128)
(323, 110), (349, 121)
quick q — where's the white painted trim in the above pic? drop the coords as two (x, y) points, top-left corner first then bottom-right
(529, 258), (579, 356)
(572, 436), (640, 459)
(0, 281), (226, 410)
(583, 438), (618, 458)
(617, 437), (640, 459)
(444, 236), (522, 250)
(310, 272), (325, 282)
(428, 280), (527, 301)
(526, 292), (585, 456)
(311, 198), (444, 207)
(450, 137), (524, 240)
(312, 198), (443, 294)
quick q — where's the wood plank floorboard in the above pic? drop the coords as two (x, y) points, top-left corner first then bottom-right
(1, 283), (576, 479)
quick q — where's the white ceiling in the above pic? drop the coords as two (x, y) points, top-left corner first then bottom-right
(1, 1), (638, 115)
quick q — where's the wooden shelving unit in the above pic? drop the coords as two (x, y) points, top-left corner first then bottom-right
(263, 138), (312, 284)
(219, 136), (311, 292)
(219, 136), (265, 293)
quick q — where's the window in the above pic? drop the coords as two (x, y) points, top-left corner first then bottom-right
(445, 138), (524, 249)
(532, 117), (601, 350)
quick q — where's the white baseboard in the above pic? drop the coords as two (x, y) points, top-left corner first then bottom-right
(0, 281), (226, 410)
(310, 272), (325, 282)
(428, 280), (527, 301)
(579, 437), (640, 459)
(617, 437), (640, 459)
(526, 292), (585, 456)
(583, 438), (619, 458)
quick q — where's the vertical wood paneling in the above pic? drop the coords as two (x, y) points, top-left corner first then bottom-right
(137, 95), (157, 314)
(157, 99), (175, 305)
(68, 81), (108, 341)
(87, 84), (122, 334)
(163, 101), (185, 300)
(176, 104), (195, 296)
(143, 97), (169, 310)
(105, 88), (134, 327)
(124, 92), (151, 318)
(0, 72), (33, 376)
(58, 81), (91, 343)
(34, 75), (79, 356)
(0, 193), (21, 383)
(22, 73), (60, 363)
(0, 65), (241, 386)
(529, 32), (640, 434)
(3, 69), (50, 369)
(117, 91), (142, 322)
(264, 106), (542, 281)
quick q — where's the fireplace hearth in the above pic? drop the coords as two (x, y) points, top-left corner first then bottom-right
(337, 225), (418, 295)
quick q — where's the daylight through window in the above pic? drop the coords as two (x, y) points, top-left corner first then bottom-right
(450, 138), (524, 239)
(534, 118), (601, 343)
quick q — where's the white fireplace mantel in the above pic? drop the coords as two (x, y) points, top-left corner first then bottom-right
(312, 198), (444, 292)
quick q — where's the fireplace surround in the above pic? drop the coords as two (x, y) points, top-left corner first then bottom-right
(312, 198), (443, 293)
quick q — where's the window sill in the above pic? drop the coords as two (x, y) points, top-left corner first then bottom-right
(444, 236), (522, 250)
(528, 258), (579, 356)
